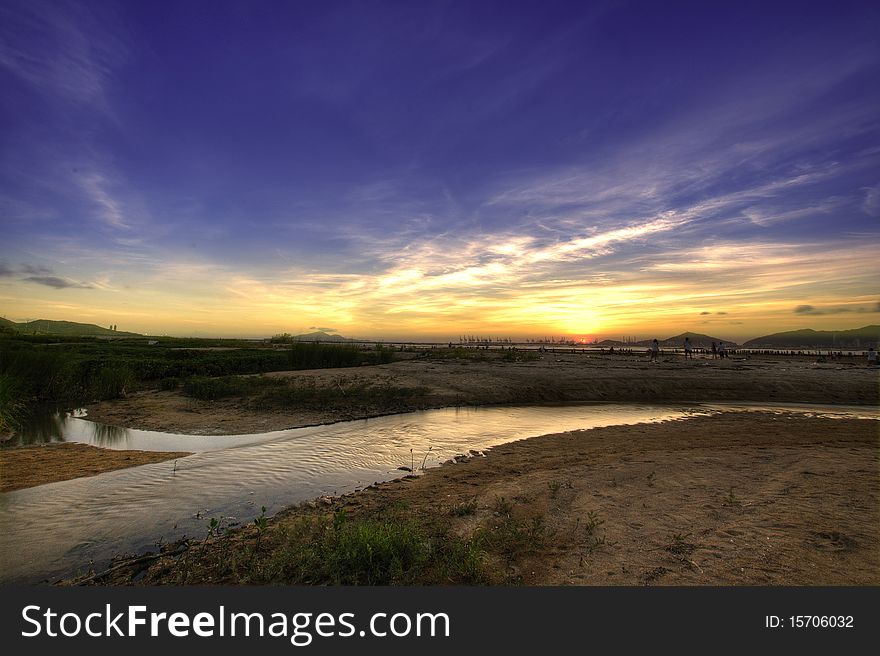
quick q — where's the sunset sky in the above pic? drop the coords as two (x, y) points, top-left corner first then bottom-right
(1, 0), (878, 341)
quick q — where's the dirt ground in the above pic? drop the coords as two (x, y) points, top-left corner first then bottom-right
(84, 353), (879, 435)
(0, 443), (190, 492)
(96, 411), (880, 586)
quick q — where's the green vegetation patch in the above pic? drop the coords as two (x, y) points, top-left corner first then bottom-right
(1, 337), (393, 389)
(263, 511), (489, 585)
(180, 374), (428, 411)
(0, 334), (396, 426)
(158, 510), (494, 586)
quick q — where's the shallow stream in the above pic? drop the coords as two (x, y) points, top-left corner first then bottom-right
(1, 402), (875, 583)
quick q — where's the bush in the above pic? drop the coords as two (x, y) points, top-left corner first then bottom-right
(182, 376), (251, 400)
(159, 377), (180, 390)
(284, 343), (362, 369)
(363, 345), (394, 365)
(0, 373), (25, 434)
(0, 334), (395, 417)
(89, 364), (134, 399)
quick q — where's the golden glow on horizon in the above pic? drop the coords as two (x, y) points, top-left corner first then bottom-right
(2, 285), (877, 341)
(2, 221), (878, 341)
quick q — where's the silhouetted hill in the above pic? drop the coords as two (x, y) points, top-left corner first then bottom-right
(0, 317), (17, 334)
(743, 325), (880, 349)
(598, 332), (735, 348)
(292, 331), (351, 342)
(0, 318), (141, 337)
(658, 332), (736, 348)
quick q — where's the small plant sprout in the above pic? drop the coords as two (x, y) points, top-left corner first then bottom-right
(254, 506), (268, 532)
(581, 511), (612, 555)
(251, 506), (269, 565)
(723, 487), (741, 507)
(548, 480), (572, 498)
(419, 446), (433, 471)
(584, 534), (608, 555)
(450, 499), (478, 517)
(583, 510), (604, 536)
(204, 517), (219, 545)
(492, 496), (513, 516)
(332, 508), (347, 531)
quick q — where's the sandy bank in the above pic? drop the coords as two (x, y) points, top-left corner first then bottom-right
(0, 443), (190, 492)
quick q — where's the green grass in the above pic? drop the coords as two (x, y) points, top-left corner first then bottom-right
(428, 347), (490, 362)
(182, 375), (256, 400)
(272, 514), (435, 585)
(449, 499), (478, 517)
(0, 342), (133, 405)
(89, 497), (559, 585)
(175, 511), (494, 585)
(501, 349), (540, 363)
(477, 515), (549, 563)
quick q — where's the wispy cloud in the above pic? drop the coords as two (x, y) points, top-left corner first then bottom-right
(0, 261), (94, 289)
(24, 275), (92, 289)
(794, 302), (880, 315)
(0, 0), (127, 109)
(20, 263), (54, 276)
(863, 184), (880, 217)
(75, 170), (130, 228)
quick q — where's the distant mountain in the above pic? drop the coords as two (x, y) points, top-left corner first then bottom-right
(743, 325), (880, 349)
(290, 331), (351, 342)
(658, 332), (736, 348)
(598, 332), (735, 348)
(0, 318), (141, 337)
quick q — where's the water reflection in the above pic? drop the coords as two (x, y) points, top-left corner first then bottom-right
(89, 422), (128, 447)
(4, 407), (130, 448)
(6, 408), (66, 446)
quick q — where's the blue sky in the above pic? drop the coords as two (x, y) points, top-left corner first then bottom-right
(1, 0), (878, 339)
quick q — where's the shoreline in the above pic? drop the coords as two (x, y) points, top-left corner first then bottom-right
(71, 410), (880, 586)
(89, 397), (880, 438)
